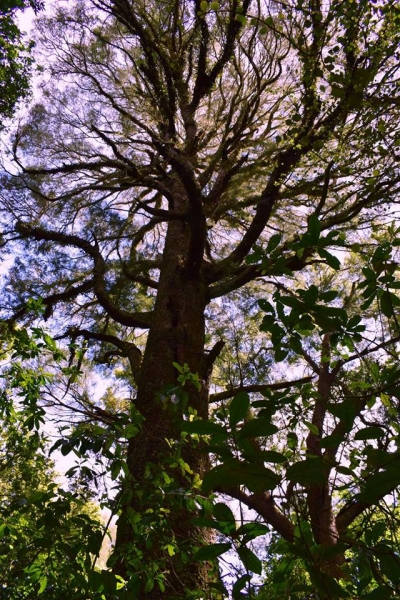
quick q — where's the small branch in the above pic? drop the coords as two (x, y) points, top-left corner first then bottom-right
(218, 486), (294, 543)
(15, 221), (152, 329)
(136, 200), (187, 221)
(65, 327), (142, 383)
(209, 376), (313, 403)
(332, 333), (400, 377)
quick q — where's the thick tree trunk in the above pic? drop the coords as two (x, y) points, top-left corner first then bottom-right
(113, 207), (212, 596)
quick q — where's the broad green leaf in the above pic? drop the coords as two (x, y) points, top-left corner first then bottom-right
(327, 401), (357, 432)
(279, 295), (302, 309)
(380, 290), (394, 318)
(354, 426), (384, 440)
(307, 213), (321, 243)
(377, 545), (400, 585)
(275, 346), (288, 362)
(237, 546), (262, 574)
(358, 463), (400, 503)
(318, 248), (341, 270)
(362, 585), (393, 599)
(365, 521), (386, 546)
(237, 418), (278, 440)
(181, 420), (228, 436)
(213, 502), (236, 525)
(287, 432), (298, 449)
(255, 450), (287, 463)
(320, 290), (339, 302)
(232, 575), (251, 600)
(229, 391), (250, 428)
(166, 544), (175, 556)
(202, 461), (280, 493)
(267, 233), (282, 253)
(304, 421), (319, 436)
(258, 298), (275, 313)
(236, 522), (269, 542)
(38, 576), (47, 595)
(193, 542), (231, 561)
(303, 284), (319, 307)
(286, 457), (330, 485)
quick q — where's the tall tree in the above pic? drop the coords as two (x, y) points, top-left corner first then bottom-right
(1, 0), (400, 597)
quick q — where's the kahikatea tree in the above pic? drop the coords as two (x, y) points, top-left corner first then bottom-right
(2, 0), (400, 597)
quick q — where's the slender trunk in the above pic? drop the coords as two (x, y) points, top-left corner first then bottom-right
(306, 334), (346, 579)
(113, 208), (212, 596)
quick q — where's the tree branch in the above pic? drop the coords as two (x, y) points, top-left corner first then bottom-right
(218, 487), (294, 542)
(66, 327), (142, 383)
(210, 376), (313, 403)
(15, 221), (152, 329)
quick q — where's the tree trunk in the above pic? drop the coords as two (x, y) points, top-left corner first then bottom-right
(113, 195), (212, 596)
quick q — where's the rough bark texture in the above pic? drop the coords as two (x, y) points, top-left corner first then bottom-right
(113, 186), (212, 595)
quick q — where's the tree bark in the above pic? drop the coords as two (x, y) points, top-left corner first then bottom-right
(113, 192), (212, 596)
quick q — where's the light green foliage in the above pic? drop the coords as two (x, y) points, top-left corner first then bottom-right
(0, 327), (110, 599)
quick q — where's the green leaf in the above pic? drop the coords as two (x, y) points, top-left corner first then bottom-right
(236, 522), (269, 542)
(258, 298), (275, 313)
(380, 290), (394, 318)
(307, 213), (321, 243)
(255, 450), (287, 463)
(267, 233), (282, 253)
(358, 462), (400, 503)
(365, 521), (386, 546)
(303, 284), (319, 307)
(354, 426), (385, 440)
(38, 576), (48, 595)
(202, 461), (280, 493)
(229, 391), (250, 428)
(362, 585), (393, 600)
(237, 418), (278, 440)
(193, 542), (231, 561)
(213, 502), (236, 525)
(318, 248), (341, 270)
(327, 402), (357, 432)
(181, 420), (228, 436)
(287, 432), (298, 449)
(286, 457), (330, 485)
(232, 575), (251, 600)
(237, 546), (262, 574)
(172, 361), (184, 373)
(304, 421), (319, 436)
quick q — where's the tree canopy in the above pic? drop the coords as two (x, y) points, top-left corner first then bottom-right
(1, 0), (400, 598)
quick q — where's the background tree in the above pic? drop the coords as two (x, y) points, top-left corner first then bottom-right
(0, 0), (43, 125)
(0, 326), (107, 599)
(1, 0), (400, 597)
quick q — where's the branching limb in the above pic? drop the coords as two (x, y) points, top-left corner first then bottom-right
(210, 376), (313, 403)
(217, 486), (294, 543)
(65, 327), (142, 383)
(15, 221), (152, 329)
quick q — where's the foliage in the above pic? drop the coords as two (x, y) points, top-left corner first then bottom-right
(0, 1), (43, 123)
(0, 326), (112, 599)
(1, 0), (400, 597)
